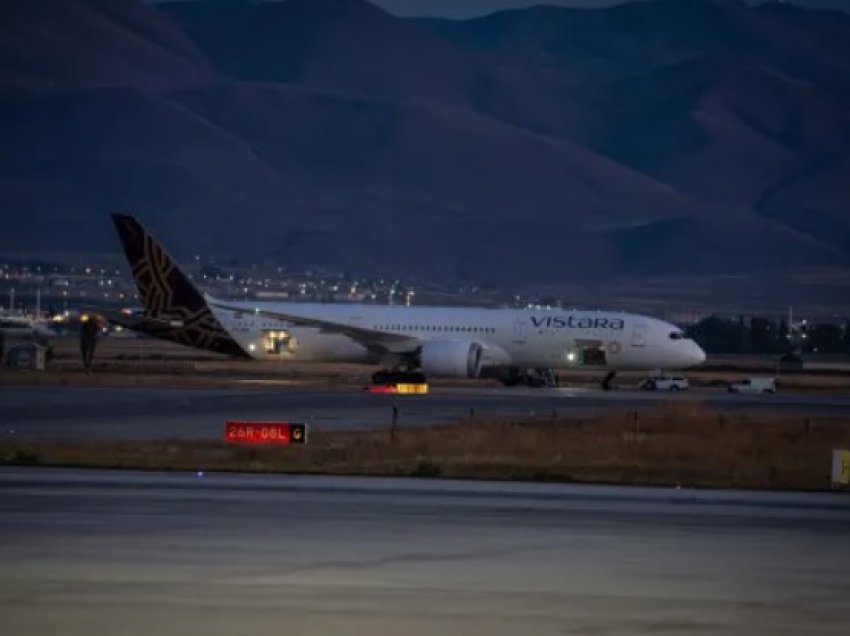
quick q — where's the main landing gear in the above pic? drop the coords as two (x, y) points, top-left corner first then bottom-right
(371, 369), (428, 385)
(601, 371), (616, 391)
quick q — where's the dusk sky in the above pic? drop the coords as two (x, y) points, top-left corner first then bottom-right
(372, 0), (625, 18)
(148, 1), (850, 19)
(366, 0), (849, 18)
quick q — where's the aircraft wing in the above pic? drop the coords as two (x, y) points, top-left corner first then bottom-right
(98, 309), (179, 332)
(209, 302), (421, 355)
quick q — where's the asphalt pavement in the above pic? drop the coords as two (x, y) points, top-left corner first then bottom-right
(1, 383), (849, 441)
(1, 468), (849, 635)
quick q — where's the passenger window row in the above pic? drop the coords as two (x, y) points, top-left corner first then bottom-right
(374, 324), (495, 334)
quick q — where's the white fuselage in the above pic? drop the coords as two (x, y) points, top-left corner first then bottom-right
(210, 301), (706, 371)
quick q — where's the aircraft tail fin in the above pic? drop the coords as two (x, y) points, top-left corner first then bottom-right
(111, 213), (208, 317)
(110, 213), (248, 357)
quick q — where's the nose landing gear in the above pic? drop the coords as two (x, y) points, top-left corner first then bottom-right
(601, 371), (616, 391)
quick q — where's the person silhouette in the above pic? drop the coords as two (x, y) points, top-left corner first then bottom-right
(80, 316), (99, 370)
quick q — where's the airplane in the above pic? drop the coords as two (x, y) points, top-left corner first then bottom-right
(0, 313), (56, 346)
(109, 213), (706, 387)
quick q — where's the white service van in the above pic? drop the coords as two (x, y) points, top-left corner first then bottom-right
(640, 376), (690, 391)
(728, 377), (776, 394)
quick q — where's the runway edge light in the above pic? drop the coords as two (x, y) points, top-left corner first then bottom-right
(224, 421), (309, 445)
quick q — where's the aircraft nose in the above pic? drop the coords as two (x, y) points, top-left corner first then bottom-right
(691, 342), (707, 366)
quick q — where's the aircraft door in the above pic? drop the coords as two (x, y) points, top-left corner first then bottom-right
(631, 324), (648, 347)
(512, 317), (528, 345)
(262, 329), (298, 355)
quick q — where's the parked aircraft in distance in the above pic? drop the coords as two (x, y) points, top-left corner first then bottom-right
(0, 313), (56, 345)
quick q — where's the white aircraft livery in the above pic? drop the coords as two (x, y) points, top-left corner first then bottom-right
(111, 214), (706, 386)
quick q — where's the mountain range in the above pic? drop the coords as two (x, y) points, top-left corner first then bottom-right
(1, 0), (848, 292)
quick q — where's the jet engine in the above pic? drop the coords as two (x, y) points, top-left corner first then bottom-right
(420, 340), (483, 378)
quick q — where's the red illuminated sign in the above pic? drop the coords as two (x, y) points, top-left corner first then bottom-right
(224, 421), (307, 445)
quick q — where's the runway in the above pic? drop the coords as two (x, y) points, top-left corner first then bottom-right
(1, 467), (849, 635)
(2, 383), (849, 441)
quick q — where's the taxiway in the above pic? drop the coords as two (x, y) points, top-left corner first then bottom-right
(1, 384), (848, 441)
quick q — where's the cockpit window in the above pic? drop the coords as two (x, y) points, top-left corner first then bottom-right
(669, 331), (684, 340)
